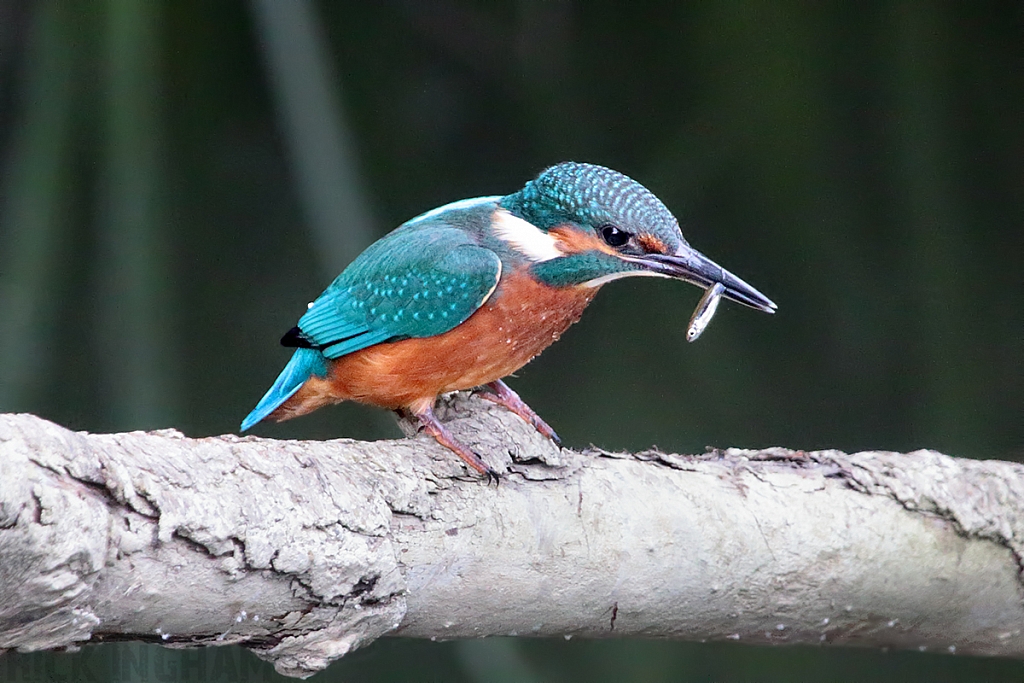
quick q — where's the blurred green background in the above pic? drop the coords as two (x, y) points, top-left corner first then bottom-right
(1, 0), (1022, 681)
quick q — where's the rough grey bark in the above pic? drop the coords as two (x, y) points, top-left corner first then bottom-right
(2, 393), (1024, 678)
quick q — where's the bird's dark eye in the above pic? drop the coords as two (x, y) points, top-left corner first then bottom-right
(599, 225), (630, 247)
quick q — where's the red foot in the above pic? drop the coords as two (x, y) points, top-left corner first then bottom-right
(478, 379), (561, 445)
(410, 403), (500, 482)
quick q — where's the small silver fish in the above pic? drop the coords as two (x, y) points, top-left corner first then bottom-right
(686, 282), (726, 343)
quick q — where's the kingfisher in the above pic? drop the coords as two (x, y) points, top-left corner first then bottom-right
(241, 162), (776, 478)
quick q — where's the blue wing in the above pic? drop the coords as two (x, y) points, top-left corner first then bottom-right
(241, 225), (501, 430)
(296, 226), (502, 358)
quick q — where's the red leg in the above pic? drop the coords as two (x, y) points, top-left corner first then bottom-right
(410, 403), (500, 481)
(478, 379), (561, 445)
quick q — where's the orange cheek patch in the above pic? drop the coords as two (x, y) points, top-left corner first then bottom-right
(549, 225), (618, 256)
(636, 234), (668, 254)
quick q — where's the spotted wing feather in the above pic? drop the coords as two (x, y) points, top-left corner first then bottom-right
(295, 227), (501, 360)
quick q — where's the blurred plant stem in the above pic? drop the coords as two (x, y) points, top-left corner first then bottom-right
(890, 3), (978, 454)
(94, 0), (178, 429)
(0, 1), (76, 411)
(249, 0), (375, 276)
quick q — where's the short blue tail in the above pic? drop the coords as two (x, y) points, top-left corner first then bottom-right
(240, 348), (328, 431)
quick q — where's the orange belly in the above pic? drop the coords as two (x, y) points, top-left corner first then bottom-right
(270, 271), (597, 420)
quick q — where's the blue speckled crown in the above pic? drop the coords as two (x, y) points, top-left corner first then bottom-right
(503, 162), (682, 242)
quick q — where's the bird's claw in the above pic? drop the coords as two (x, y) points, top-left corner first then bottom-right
(411, 402), (503, 481)
(479, 380), (561, 447)
(530, 417), (560, 445)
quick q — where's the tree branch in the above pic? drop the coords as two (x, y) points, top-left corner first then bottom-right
(2, 394), (1024, 678)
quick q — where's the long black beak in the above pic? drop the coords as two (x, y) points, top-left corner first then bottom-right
(638, 246), (777, 313)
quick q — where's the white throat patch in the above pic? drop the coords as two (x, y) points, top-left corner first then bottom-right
(491, 208), (563, 262)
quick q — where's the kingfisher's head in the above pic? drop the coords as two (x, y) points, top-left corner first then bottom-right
(497, 162), (776, 313)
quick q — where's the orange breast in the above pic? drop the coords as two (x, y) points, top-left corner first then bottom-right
(270, 270), (597, 420)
